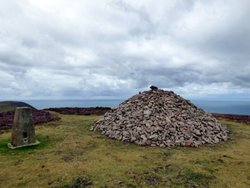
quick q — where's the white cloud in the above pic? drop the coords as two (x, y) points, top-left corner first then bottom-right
(0, 0), (250, 100)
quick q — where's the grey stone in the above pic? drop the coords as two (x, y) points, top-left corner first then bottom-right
(194, 129), (202, 136)
(91, 88), (228, 147)
(149, 134), (158, 140)
(8, 107), (39, 149)
(144, 110), (151, 116)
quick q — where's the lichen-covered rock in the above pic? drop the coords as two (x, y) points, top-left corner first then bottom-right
(91, 88), (228, 147)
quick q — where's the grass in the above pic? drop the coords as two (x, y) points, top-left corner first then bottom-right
(0, 105), (15, 113)
(0, 115), (250, 188)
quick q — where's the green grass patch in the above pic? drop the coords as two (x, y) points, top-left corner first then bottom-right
(0, 105), (14, 113)
(0, 115), (250, 187)
(0, 134), (50, 156)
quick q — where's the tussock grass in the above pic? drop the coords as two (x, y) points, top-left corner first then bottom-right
(0, 115), (250, 187)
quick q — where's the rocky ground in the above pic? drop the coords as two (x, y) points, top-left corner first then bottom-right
(92, 88), (228, 147)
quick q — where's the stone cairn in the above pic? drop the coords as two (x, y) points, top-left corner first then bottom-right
(91, 87), (228, 147)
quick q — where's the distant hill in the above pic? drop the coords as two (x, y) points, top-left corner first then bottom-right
(0, 101), (60, 130)
(0, 101), (36, 113)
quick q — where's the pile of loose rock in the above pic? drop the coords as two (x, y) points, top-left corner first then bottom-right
(91, 87), (228, 147)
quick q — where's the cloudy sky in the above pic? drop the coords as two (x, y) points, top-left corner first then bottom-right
(0, 0), (250, 100)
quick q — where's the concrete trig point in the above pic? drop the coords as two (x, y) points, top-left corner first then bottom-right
(8, 107), (40, 149)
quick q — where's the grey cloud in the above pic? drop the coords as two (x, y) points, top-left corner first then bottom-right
(0, 0), (249, 100)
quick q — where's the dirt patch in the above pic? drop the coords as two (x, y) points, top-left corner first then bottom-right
(61, 151), (74, 162)
(132, 172), (162, 187)
(170, 169), (215, 188)
(63, 177), (93, 188)
(144, 175), (160, 186)
(153, 164), (174, 173)
(57, 142), (97, 162)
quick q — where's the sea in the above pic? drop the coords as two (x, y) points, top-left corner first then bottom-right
(22, 99), (250, 115)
